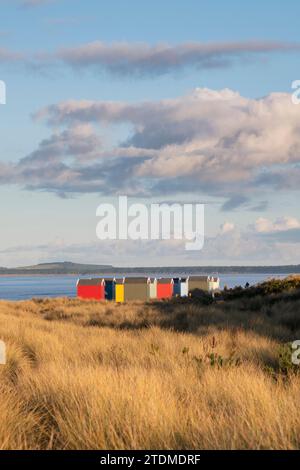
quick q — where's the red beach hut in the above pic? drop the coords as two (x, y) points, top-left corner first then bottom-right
(156, 278), (174, 299)
(77, 278), (105, 300)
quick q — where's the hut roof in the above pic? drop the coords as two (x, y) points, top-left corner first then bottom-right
(77, 278), (104, 286)
(158, 278), (174, 284)
(125, 277), (149, 284)
(208, 276), (219, 282)
(189, 276), (208, 281)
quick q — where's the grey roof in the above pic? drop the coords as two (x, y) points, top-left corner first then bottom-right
(189, 276), (208, 281)
(157, 278), (174, 284)
(77, 278), (104, 286)
(125, 277), (149, 284)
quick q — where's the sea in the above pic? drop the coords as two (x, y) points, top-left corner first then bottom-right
(0, 272), (289, 301)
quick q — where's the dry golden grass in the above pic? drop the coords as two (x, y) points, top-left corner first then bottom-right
(0, 292), (300, 450)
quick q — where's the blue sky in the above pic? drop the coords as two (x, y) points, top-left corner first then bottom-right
(0, 0), (300, 267)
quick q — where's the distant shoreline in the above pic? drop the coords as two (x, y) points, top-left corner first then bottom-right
(0, 271), (298, 278)
(0, 261), (299, 277)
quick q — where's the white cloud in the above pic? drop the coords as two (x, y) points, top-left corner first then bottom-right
(220, 222), (235, 234)
(1, 87), (300, 202)
(1, 218), (299, 267)
(255, 216), (300, 233)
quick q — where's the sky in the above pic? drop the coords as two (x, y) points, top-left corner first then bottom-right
(0, 0), (300, 267)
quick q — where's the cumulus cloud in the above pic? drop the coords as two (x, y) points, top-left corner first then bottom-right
(255, 216), (300, 233)
(48, 40), (300, 77)
(19, 124), (103, 165)
(220, 222), (235, 234)
(251, 217), (300, 246)
(2, 87), (300, 202)
(2, 222), (300, 267)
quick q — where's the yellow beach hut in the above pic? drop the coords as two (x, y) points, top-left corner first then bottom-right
(115, 277), (125, 302)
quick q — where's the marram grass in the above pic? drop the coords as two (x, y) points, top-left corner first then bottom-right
(0, 286), (300, 450)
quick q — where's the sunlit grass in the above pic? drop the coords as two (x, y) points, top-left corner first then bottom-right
(0, 285), (299, 449)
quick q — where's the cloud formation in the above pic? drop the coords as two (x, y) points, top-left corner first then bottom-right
(51, 40), (300, 77)
(251, 216), (300, 242)
(1, 39), (300, 75)
(1, 216), (299, 267)
(255, 216), (300, 233)
(1, 87), (300, 204)
(220, 222), (235, 234)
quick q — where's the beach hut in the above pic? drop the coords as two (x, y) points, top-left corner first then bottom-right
(208, 276), (220, 292)
(77, 278), (105, 300)
(124, 277), (151, 301)
(173, 277), (189, 297)
(188, 275), (209, 294)
(180, 278), (189, 297)
(157, 278), (174, 299)
(149, 278), (157, 299)
(104, 278), (115, 300)
(115, 278), (125, 302)
(173, 278), (181, 296)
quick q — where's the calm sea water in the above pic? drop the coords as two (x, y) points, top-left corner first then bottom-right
(0, 273), (288, 301)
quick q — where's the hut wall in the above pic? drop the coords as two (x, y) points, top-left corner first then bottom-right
(173, 278), (181, 296)
(124, 283), (149, 301)
(188, 278), (208, 292)
(149, 281), (157, 299)
(104, 280), (115, 300)
(77, 283), (105, 300)
(180, 281), (189, 297)
(115, 284), (124, 302)
(157, 282), (173, 299)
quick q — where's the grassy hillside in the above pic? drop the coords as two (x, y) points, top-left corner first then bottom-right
(0, 277), (300, 449)
(0, 261), (113, 275)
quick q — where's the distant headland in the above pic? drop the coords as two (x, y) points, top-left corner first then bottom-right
(0, 261), (299, 276)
